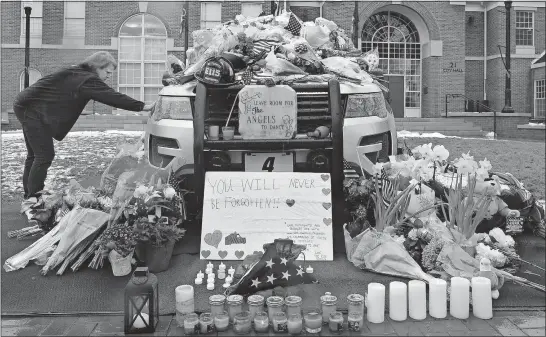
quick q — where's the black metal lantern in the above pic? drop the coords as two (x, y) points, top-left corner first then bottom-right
(124, 267), (159, 334)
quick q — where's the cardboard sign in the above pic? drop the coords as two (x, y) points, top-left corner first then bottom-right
(200, 172), (333, 261)
(238, 85), (297, 139)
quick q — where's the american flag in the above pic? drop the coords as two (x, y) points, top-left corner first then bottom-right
(343, 159), (360, 179)
(252, 40), (277, 58)
(241, 67), (274, 85)
(285, 12), (302, 36)
(226, 239), (317, 295)
(273, 0), (281, 16)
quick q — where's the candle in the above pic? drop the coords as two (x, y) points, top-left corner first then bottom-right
(306, 265), (314, 273)
(320, 292), (337, 324)
(175, 285), (195, 327)
(195, 277), (203, 285)
(287, 313), (303, 335)
(199, 313), (214, 334)
(222, 126), (235, 140)
(303, 309), (322, 333)
(408, 280), (427, 320)
(450, 277), (470, 319)
(225, 276), (233, 284)
(208, 273), (215, 280)
(213, 311), (230, 332)
(209, 294), (226, 318)
(348, 312), (363, 332)
(429, 279), (447, 319)
(253, 312), (269, 333)
(208, 125), (219, 140)
(197, 270), (204, 279)
(218, 271), (226, 280)
(367, 283), (385, 324)
(389, 281), (408, 321)
(472, 277), (493, 319)
(183, 313), (199, 335)
(207, 261), (214, 269)
(219, 262), (226, 271)
(132, 313), (149, 328)
(228, 266), (235, 276)
(205, 267), (213, 275)
(272, 312), (288, 333)
(233, 311), (251, 334)
(328, 311), (344, 334)
(222, 282), (230, 289)
(207, 283), (214, 290)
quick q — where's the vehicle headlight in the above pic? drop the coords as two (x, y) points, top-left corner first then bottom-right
(152, 96), (193, 122)
(345, 93), (388, 118)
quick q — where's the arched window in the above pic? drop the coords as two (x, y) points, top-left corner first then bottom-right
(362, 11), (421, 109)
(19, 68), (42, 91)
(118, 14), (167, 104)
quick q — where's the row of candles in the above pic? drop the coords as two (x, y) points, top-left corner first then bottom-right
(175, 275), (493, 334)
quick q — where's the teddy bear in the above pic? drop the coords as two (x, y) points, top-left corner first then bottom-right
(475, 257), (505, 299)
(469, 176), (520, 233)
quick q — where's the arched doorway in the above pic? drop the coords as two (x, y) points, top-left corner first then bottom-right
(361, 11), (421, 118)
(19, 68), (42, 91)
(118, 14), (167, 105)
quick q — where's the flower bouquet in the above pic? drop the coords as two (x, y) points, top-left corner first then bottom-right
(89, 222), (137, 276)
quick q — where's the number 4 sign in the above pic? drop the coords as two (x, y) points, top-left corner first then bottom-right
(245, 153), (294, 172)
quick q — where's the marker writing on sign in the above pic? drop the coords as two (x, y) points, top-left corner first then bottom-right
(210, 197), (281, 209)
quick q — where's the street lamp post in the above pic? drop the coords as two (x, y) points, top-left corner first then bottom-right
(23, 0), (33, 89)
(502, 0), (515, 113)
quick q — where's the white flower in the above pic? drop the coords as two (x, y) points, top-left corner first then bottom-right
(163, 186), (177, 200)
(479, 158), (492, 171)
(475, 233), (491, 244)
(408, 229), (418, 240)
(475, 167), (490, 181)
(432, 145), (449, 162)
(412, 159), (434, 181)
(133, 184), (149, 198)
(461, 152), (474, 161)
(454, 158), (479, 176)
(475, 243), (507, 268)
(394, 235), (406, 246)
(489, 228), (515, 248)
(413, 143), (433, 160)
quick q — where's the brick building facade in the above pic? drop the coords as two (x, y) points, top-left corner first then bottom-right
(1, 1), (545, 125)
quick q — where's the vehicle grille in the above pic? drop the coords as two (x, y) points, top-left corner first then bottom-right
(359, 131), (391, 164)
(149, 135), (178, 168)
(202, 88), (347, 135)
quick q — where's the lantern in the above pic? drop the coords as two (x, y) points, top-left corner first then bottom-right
(124, 267), (159, 334)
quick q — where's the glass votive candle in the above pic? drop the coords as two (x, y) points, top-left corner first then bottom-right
(199, 312), (214, 335)
(213, 310), (230, 332)
(227, 294), (244, 323)
(285, 296), (303, 316)
(247, 294), (265, 321)
(208, 125), (219, 140)
(183, 312), (199, 335)
(348, 312), (363, 332)
(253, 311), (270, 333)
(209, 294), (226, 318)
(266, 296), (285, 324)
(320, 292), (338, 325)
(303, 308), (322, 334)
(233, 311), (252, 335)
(329, 311), (344, 334)
(287, 313), (303, 335)
(222, 126), (235, 140)
(272, 312), (288, 333)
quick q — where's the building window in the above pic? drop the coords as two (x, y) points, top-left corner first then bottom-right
(200, 2), (222, 29)
(21, 1), (43, 37)
(119, 14), (167, 105)
(19, 68), (42, 91)
(535, 79), (545, 119)
(515, 11), (534, 46)
(64, 1), (85, 38)
(361, 11), (421, 109)
(241, 2), (262, 18)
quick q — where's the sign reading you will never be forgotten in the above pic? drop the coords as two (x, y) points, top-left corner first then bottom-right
(200, 172), (333, 261)
(238, 85), (297, 139)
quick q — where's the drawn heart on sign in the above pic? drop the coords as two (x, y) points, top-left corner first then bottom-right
(286, 199), (295, 207)
(235, 251), (245, 259)
(321, 174), (330, 181)
(322, 188), (331, 196)
(218, 250), (228, 259)
(253, 251), (264, 257)
(323, 218), (332, 226)
(201, 250), (211, 258)
(204, 230), (222, 249)
(322, 202), (332, 210)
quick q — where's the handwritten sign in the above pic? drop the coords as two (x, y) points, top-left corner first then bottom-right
(200, 172), (333, 261)
(238, 85), (297, 139)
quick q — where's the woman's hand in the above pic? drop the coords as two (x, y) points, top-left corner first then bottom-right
(142, 101), (156, 111)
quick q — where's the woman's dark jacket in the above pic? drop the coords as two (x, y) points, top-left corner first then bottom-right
(14, 65), (145, 141)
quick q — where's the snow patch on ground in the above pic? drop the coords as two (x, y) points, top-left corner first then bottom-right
(397, 130), (461, 139)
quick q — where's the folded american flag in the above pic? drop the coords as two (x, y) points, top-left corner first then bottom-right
(241, 67), (274, 85)
(252, 40), (278, 58)
(285, 12), (302, 36)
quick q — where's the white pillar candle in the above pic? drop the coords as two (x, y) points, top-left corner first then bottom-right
(366, 283), (385, 324)
(472, 277), (493, 319)
(175, 285), (195, 317)
(428, 279), (447, 319)
(408, 280), (427, 320)
(450, 277), (470, 319)
(133, 312), (149, 328)
(389, 282), (407, 321)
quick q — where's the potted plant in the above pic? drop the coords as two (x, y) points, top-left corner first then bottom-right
(133, 216), (186, 273)
(95, 222), (137, 276)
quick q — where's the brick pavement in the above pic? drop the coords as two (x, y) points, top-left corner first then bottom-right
(1, 310), (544, 336)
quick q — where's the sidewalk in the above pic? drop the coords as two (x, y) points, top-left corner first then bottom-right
(2, 309), (544, 336)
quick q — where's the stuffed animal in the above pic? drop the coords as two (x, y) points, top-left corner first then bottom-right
(470, 176), (520, 233)
(476, 257), (505, 299)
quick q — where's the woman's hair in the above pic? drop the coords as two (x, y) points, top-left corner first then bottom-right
(79, 51), (117, 72)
